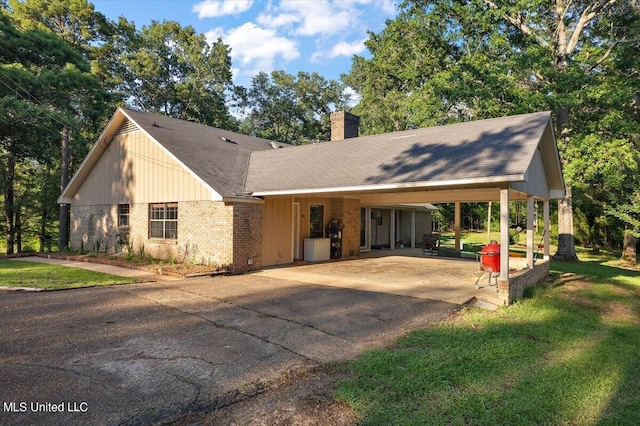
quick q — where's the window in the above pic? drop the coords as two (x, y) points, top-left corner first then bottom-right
(309, 204), (324, 238)
(118, 204), (130, 228)
(149, 203), (178, 239)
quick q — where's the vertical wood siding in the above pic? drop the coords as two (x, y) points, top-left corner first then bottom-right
(73, 131), (212, 205)
(262, 198), (294, 266)
(510, 150), (550, 199)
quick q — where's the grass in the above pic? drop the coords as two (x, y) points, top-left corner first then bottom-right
(0, 259), (137, 290)
(334, 254), (640, 425)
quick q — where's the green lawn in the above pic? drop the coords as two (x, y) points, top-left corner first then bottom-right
(335, 255), (640, 425)
(0, 259), (137, 290)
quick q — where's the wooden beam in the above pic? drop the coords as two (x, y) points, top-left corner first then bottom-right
(455, 202), (461, 251)
(411, 210), (416, 248)
(543, 199), (550, 259)
(500, 189), (510, 282)
(359, 188), (529, 205)
(390, 209), (396, 250)
(527, 195), (535, 269)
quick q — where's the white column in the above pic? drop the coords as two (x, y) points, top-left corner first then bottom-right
(526, 195), (535, 269)
(454, 202), (461, 251)
(543, 200), (550, 260)
(411, 210), (416, 248)
(500, 189), (510, 282)
(390, 209), (396, 250)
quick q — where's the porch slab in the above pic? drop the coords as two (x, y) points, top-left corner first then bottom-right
(256, 251), (503, 305)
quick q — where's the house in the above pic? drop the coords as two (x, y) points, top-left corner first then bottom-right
(59, 108), (565, 303)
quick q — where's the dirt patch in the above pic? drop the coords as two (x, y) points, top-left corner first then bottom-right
(34, 252), (221, 278)
(169, 365), (357, 426)
(603, 301), (640, 324)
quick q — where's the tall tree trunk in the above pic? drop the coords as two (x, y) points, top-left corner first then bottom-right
(39, 206), (48, 253)
(59, 127), (70, 250)
(3, 148), (16, 255)
(15, 204), (22, 253)
(621, 231), (637, 263)
(554, 184), (580, 261)
(553, 103), (579, 262)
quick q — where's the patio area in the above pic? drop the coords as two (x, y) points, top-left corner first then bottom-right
(256, 250), (506, 306)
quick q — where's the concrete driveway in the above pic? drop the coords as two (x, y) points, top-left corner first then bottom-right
(257, 252), (502, 305)
(0, 272), (456, 425)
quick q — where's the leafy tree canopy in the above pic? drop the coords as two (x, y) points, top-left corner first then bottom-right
(345, 0), (640, 251)
(107, 19), (234, 128)
(237, 70), (350, 144)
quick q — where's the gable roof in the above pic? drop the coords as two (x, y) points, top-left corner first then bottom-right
(60, 109), (564, 204)
(122, 109), (288, 198)
(245, 111), (564, 197)
(59, 108), (288, 203)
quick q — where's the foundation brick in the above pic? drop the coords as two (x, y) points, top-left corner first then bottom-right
(70, 200), (262, 272)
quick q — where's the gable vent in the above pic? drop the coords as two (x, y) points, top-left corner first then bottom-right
(115, 119), (139, 135)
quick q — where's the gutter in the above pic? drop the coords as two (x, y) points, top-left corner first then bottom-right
(251, 174), (525, 197)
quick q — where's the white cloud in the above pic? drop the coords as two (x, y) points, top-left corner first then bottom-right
(329, 39), (367, 58)
(193, 0), (254, 18)
(205, 22), (299, 76)
(288, 1), (351, 36)
(311, 38), (366, 62)
(256, 12), (299, 29)
(343, 86), (361, 107)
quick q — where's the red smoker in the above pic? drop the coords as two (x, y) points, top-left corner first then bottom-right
(480, 242), (501, 273)
(475, 241), (501, 291)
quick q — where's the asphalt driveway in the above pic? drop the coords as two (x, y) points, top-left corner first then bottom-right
(0, 273), (456, 425)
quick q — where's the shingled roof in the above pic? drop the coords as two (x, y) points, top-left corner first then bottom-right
(122, 109), (288, 198)
(245, 111), (555, 195)
(60, 108), (562, 204)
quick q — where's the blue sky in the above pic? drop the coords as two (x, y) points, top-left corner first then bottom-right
(91, 0), (399, 88)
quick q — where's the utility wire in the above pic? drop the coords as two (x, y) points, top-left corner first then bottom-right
(0, 68), (82, 132)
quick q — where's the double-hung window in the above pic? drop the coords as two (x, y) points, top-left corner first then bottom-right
(309, 204), (325, 238)
(149, 203), (178, 239)
(118, 204), (130, 228)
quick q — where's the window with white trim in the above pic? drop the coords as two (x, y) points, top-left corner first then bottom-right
(309, 204), (324, 238)
(118, 204), (130, 228)
(149, 203), (178, 239)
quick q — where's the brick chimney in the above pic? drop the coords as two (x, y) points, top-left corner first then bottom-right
(330, 111), (360, 141)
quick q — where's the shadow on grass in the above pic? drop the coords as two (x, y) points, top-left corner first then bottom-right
(335, 281), (640, 425)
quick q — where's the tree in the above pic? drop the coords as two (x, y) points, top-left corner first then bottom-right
(8, 0), (109, 47)
(108, 19), (234, 128)
(345, 0), (640, 260)
(238, 70), (350, 144)
(0, 11), (107, 253)
(7, 0), (115, 250)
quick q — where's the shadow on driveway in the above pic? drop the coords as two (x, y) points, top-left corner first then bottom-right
(0, 273), (456, 425)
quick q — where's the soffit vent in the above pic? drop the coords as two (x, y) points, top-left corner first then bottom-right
(115, 119), (139, 135)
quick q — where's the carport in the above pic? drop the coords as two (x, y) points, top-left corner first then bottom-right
(257, 253), (501, 306)
(247, 111), (565, 305)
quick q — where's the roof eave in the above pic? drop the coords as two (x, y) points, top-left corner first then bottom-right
(251, 174), (525, 197)
(58, 108), (127, 203)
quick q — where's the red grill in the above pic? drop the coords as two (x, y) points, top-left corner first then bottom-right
(474, 242), (501, 292)
(480, 242), (500, 272)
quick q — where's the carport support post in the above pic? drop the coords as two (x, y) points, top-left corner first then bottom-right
(499, 189), (510, 292)
(454, 202), (461, 251)
(390, 209), (396, 250)
(543, 200), (550, 259)
(526, 195), (535, 269)
(411, 210), (416, 248)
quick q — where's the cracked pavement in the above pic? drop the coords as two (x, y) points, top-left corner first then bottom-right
(0, 273), (456, 425)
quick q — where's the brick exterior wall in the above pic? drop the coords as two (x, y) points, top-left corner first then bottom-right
(70, 200), (262, 272)
(330, 198), (360, 258)
(330, 111), (360, 141)
(398, 211), (433, 246)
(70, 204), (120, 253)
(230, 202), (263, 272)
(499, 260), (550, 304)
